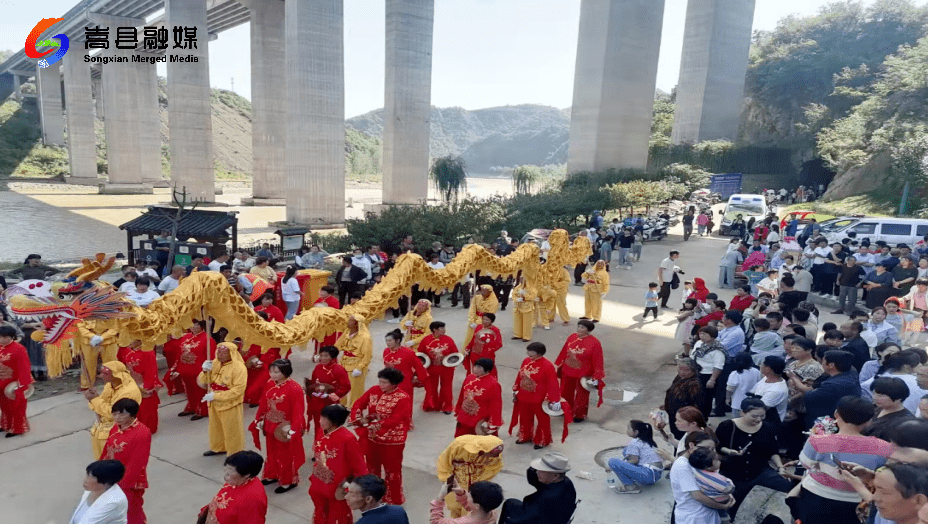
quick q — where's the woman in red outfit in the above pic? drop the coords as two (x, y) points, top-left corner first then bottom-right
(463, 313), (502, 377)
(306, 346), (351, 441)
(454, 358), (503, 437)
(0, 325), (33, 437)
(252, 359), (306, 494)
(171, 320), (210, 419)
(309, 404), (368, 524)
(117, 340), (163, 434)
(554, 320), (605, 422)
(510, 342), (562, 449)
(199, 451), (268, 524)
(255, 292), (285, 324)
(312, 286), (342, 354)
(690, 278), (710, 304)
(160, 334), (185, 396)
(349, 368), (412, 504)
(102, 398), (152, 524)
(419, 321), (460, 413)
(382, 329), (429, 399)
(242, 312), (283, 407)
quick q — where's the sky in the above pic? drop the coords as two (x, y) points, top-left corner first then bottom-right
(1, 0), (892, 118)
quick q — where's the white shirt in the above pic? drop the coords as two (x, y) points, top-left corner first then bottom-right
(137, 268), (159, 280)
(727, 368), (762, 414)
(670, 457), (720, 524)
(127, 289), (160, 307)
(118, 282), (137, 293)
(352, 255), (372, 281)
(812, 247), (831, 265)
(757, 277), (779, 295)
(70, 485), (128, 524)
(860, 328), (878, 350)
(207, 260), (225, 272)
(751, 379), (789, 421)
(692, 342), (726, 374)
(660, 257), (676, 282)
(860, 373), (927, 413)
(281, 277), (302, 302)
(427, 261), (445, 271)
(766, 231), (780, 244)
(157, 276), (181, 293)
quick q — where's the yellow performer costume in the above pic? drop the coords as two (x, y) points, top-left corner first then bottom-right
(463, 285), (499, 348)
(437, 435), (505, 518)
(335, 314), (373, 406)
(198, 342), (247, 455)
(88, 361), (142, 458)
(535, 284), (557, 329)
(551, 267), (572, 324)
(401, 300), (433, 350)
(77, 322), (120, 389)
(511, 282), (537, 341)
(582, 260), (610, 322)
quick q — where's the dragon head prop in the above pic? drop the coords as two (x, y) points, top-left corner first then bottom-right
(5, 254), (135, 345)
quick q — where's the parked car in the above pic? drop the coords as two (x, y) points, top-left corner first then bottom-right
(823, 217), (928, 246)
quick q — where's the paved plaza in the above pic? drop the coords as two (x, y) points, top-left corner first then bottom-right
(0, 192), (820, 524)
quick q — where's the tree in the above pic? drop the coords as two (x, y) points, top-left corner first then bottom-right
(429, 155), (468, 203)
(160, 185), (199, 273)
(511, 165), (541, 195)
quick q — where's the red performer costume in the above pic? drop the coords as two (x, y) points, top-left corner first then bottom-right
(382, 345), (429, 398)
(252, 378), (306, 487)
(160, 335), (185, 395)
(554, 332), (605, 421)
(243, 345), (282, 406)
(117, 345), (163, 434)
(102, 419), (152, 524)
(454, 372), (503, 437)
(510, 355), (562, 446)
(255, 303), (285, 324)
(463, 324), (502, 377)
(200, 476), (268, 524)
(0, 338), (33, 435)
(305, 361), (351, 441)
(311, 295), (342, 353)
(173, 330), (209, 417)
(419, 333), (459, 412)
(350, 384), (412, 504)
(308, 425), (368, 524)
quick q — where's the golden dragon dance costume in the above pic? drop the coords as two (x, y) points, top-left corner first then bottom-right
(89, 361), (142, 458)
(198, 343), (248, 455)
(334, 315), (373, 407)
(583, 261), (610, 321)
(462, 287), (499, 348)
(436, 435), (504, 518)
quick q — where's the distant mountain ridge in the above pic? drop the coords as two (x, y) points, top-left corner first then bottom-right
(347, 104), (571, 172)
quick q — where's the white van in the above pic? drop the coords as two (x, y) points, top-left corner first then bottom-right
(823, 217), (928, 246)
(719, 194), (769, 235)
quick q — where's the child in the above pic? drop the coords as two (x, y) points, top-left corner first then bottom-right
(644, 283), (659, 320)
(118, 271), (139, 293)
(726, 353), (761, 415)
(742, 265), (766, 296)
(680, 280), (694, 307)
(688, 447), (735, 520)
(631, 230), (644, 263)
(675, 298), (699, 355)
(749, 318), (784, 365)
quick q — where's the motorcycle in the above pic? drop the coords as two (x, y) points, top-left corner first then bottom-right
(641, 218), (669, 242)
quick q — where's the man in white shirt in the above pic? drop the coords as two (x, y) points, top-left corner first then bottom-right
(657, 251), (680, 309)
(850, 311), (878, 351)
(757, 270), (780, 297)
(789, 265), (814, 294)
(207, 253), (230, 272)
(855, 246), (876, 275)
(157, 265), (185, 294)
(118, 273), (138, 293)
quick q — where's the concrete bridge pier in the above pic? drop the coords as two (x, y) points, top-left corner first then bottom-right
(136, 59), (167, 187)
(283, 0), (345, 227)
(166, 0), (216, 203)
(567, 0), (665, 173)
(381, 0), (434, 207)
(241, 0), (287, 206)
(62, 50), (99, 185)
(99, 48), (153, 195)
(36, 62), (65, 147)
(91, 74), (104, 120)
(671, 0), (756, 144)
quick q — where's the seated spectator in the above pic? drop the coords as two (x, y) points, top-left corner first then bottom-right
(859, 342), (902, 384)
(790, 309), (818, 342)
(111, 265), (133, 289)
(6, 254), (60, 281)
(118, 272), (138, 293)
(126, 277), (160, 307)
(249, 257), (277, 284)
(606, 420), (664, 494)
(823, 329), (845, 348)
(498, 452), (576, 524)
(185, 255), (206, 276)
(861, 350), (926, 413)
(729, 286), (755, 312)
(157, 265), (185, 294)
